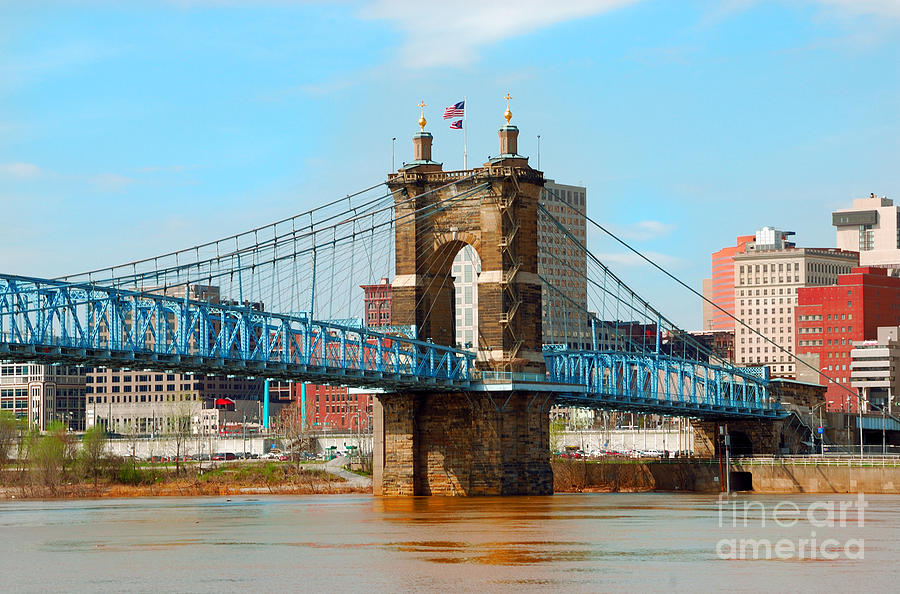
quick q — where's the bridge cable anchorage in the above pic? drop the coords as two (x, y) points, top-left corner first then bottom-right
(543, 183), (884, 417)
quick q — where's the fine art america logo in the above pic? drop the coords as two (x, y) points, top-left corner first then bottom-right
(716, 493), (867, 560)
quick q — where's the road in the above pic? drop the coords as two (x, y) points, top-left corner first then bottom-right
(313, 454), (372, 489)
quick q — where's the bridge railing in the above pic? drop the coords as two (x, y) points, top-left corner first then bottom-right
(473, 370), (550, 384)
(544, 349), (778, 415)
(0, 274), (474, 386)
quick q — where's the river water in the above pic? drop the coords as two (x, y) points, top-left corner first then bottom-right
(1, 493), (898, 592)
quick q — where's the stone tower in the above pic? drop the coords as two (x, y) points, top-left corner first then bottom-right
(387, 99), (545, 373)
(373, 100), (553, 496)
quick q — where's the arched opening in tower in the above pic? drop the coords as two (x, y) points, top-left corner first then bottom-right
(451, 244), (481, 353)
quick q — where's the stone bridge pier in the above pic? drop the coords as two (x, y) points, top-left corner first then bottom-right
(373, 391), (553, 496)
(691, 419), (782, 458)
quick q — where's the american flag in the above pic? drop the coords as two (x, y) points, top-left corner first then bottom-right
(443, 100), (465, 119)
(449, 119), (463, 129)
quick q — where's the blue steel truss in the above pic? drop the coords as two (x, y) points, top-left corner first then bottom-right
(0, 275), (473, 390)
(0, 274), (781, 419)
(543, 349), (781, 419)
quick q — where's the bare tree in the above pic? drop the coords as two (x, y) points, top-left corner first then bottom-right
(279, 401), (309, 470)
(170, 398), (194, 474)
(124, 418), (140, 473)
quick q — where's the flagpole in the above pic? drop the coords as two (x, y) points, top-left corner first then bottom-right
(463, 96), (467, 170)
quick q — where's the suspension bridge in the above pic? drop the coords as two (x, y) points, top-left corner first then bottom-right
(0, 112), (783, 494)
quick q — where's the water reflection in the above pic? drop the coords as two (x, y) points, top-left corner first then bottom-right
(0, 493), (897, 592)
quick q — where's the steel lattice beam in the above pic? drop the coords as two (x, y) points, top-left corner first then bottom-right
(0, 274), (474, 390)
(543, 349), (781, 419)
(1, 274), (781, 419)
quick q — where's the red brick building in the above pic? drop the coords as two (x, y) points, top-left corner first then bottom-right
(293, 383), (373, 431)
(361, 277), (392, 327)
(796, 267), (900, 411)
(289, 279), (391, 432)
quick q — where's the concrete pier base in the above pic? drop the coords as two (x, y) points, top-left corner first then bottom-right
(373, 391), (553, 496)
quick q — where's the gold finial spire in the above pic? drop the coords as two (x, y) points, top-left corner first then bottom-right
(503, 92), (513, 125)
(417, 100), (427, 131)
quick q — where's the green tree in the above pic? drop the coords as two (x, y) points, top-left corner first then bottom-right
(30, 422), (71, 491)
(549, 418), (567, 454)
(0, 411), (22, 469)
(79, 424), (108, 488)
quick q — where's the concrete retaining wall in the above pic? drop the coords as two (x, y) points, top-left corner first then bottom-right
(552, 460), (721, 493)
(552, 460), (900, 494)
(734, 461), (900, 493)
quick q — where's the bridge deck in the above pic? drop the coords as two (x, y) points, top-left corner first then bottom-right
(0, 273), (781, 419)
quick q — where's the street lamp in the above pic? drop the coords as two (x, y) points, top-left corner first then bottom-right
(811, 402), (826, 455)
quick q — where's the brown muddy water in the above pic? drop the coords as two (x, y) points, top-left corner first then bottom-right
(1, 493), (898, 592)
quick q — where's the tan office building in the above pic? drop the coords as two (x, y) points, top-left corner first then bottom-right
(539, 180), (589, 348)
(0, 363), (86, 431)
(733, 227), (858, 378)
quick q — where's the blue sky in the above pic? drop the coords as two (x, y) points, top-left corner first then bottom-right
(1, 0), (898, 328)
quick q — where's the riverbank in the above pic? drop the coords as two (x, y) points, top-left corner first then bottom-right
(551, 458), (900, 494)
(0, 461), (370, 500)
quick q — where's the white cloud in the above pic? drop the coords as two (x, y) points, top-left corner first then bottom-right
(135, 165), (191, 173)
(0, 162), (43, 179)
(90, 173), (135, 192)
(810, 0), (900, 18)
(0, 42), (125, 92)
(594, 250), (685, 268)
(608, 220), (675, 241)
(359, 0), (641, 68)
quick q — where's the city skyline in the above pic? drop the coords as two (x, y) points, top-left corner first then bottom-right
(2, 1), (898, 330)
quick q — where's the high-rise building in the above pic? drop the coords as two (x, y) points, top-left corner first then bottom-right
(733, 227), (858, 378)
(539, 180), (588, 348)
(0, 364), (86, 431)
(796, 267), (900, 412)
(833, 193), (900, 273)
(702, 235), (756, 330)
(851, 325), (900, 415)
